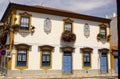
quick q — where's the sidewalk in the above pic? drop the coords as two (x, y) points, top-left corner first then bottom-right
(0, 74), (118, 79)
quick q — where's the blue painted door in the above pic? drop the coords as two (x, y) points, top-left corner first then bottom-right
(114, 57), (118, 73)
(63, 52), (72, 74)
(100, 53), (108, 73)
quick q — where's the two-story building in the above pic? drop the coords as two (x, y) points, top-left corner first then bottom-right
(110, 14), (118, 74)
(0, 3), (116, 77)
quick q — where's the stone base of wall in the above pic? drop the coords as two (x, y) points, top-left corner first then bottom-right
(7, 70), (62, 76)
(6, 69), (116, 77)
(73, 69), (99, 75)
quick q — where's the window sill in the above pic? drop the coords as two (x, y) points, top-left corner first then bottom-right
(82, 66), (91, 70)
(40, 66), (52, 70)
(15, 66), (28, 70)
(98, 38), (106, 40)
(97, 37), (107, 41)
(18, 29), (32, 32)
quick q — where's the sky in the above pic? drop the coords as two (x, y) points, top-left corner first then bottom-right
(0, 0), (117, 20)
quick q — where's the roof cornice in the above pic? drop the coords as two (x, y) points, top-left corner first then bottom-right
(1, 3), (111, 23)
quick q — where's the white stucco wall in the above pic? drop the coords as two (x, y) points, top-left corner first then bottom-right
(11, 10), (110, 70)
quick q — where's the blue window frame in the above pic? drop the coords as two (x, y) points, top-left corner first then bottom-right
(17, 50), (27, 66)
(84, 52), (90, 66)
(100, 27), (106, 38)
(20, 16), (30, 30)
(42, 50), (50, 66)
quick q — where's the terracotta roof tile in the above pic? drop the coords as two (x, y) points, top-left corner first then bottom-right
(0, 23), (4, 27)
(33, 5), (75, 13)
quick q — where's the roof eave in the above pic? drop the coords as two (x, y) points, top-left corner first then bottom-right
(1, 3), (111, 23)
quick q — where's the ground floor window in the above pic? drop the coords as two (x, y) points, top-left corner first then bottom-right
(81, 47), (93, 69)
(15, 44), (30, 70)
(42, 50), (50, 66)
(83, 52), (90, 66)
(17, 50), (27, 66)
(39, 45), (54, 70)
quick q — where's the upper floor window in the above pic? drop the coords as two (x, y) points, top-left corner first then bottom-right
(64, 22), (72, 32)
(19, 12), (32, 31)
(99, 24), (107, 39)
(20, 16), (30, 30)
(63, 18), (73, 32)
(100, 27), (106, 38)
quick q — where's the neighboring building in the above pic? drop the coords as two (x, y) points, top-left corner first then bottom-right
(110, 14), (118, 74)
(0, 3), (116, 77)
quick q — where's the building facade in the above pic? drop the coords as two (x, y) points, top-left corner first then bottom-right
(0, 3), (117, 76)
(110, 15), (118, 74)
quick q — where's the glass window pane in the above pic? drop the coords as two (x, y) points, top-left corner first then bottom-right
(20, 16), (30, 30)
(43, 50), (50, 54)
(65, 22), (72, 32)
(18, 50), (27, 54)
(87, 57), (89, 62)
(42, 50), (50, 66)
(84, 52), (90, 66)
(17, 50), (27, 66)
(100, 27), (106, 38)
(47, 56), (50, 61)
(17, 55), (22, 61)
(22, 55), (26, 61)
(42, 56), (46, 62)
